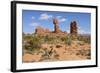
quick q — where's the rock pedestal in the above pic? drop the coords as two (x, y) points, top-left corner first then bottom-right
(70, 21), (78, 35)
(53, 17), (60, 33)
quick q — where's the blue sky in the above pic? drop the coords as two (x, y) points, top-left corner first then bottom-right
(22, 10), (91, 34)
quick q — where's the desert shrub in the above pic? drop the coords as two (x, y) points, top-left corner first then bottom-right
(40, 48), (60, 61)
(40, 35), (65, 44)
(23, 34), (33, 40)
(70, 35), (78, 40)
(44, 35), (51, 42)
(60, 35), (72, 45)
(65, 36), (72, 45)
(77, 35), (91, 44)
(61, 36), (67, 42)
(44, 35), (57, 44)
(24, 35), (42, 52)
(41, 48), (53, 60)
(83, 37), (91, 44)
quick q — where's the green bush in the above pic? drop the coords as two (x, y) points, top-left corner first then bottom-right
(24, 35), (42, 52)
(61, 36), (67, 42)
(77, 35), (91, 44)
(44, 35), (57, 44)
(64, 35), (72, 45)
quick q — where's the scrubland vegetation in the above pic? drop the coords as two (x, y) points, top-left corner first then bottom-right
(23, 33), (91, 62)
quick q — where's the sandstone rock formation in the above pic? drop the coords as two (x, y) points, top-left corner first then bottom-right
(35, 26), (50, 36)
(35, 17), (78, 37)
(53, 17), (60, 33)
(70, 21), (78, 35)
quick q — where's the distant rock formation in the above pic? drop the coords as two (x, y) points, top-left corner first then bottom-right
(70, 21), (78, 35)
(35, 17), (78, 37)
(53, 17), (61, 33)
(35, 26), (50, 36)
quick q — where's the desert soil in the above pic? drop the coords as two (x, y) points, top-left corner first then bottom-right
(23, 40), (91, 63)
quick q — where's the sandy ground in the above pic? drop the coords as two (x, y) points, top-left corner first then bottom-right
(23, 40), (91, 63)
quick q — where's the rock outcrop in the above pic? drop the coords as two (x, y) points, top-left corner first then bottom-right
(35, 26), (50, 36)
(53, 17), (61, 33)
(35, 18), (78, 37)
(70, 21), (78, 35)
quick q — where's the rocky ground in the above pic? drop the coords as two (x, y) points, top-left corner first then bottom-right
(22, 40), (91, 63)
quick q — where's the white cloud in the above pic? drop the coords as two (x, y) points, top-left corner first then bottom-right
(59, 18), (66, 22)
(30, 22), (40, 27)
(31, 16), (35, 19)
(39, 13), (53, 20)
(56, 16), (67, 22)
